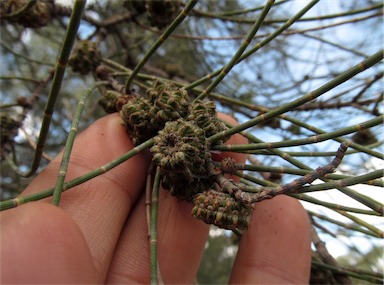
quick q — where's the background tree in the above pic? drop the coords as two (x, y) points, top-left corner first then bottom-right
(197, 229), (237, 284)
(1, 0), (383, 284)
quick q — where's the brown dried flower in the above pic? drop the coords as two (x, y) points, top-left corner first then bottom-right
(151, 119), (213, 201)
(1, 0), (53, 28)
(69, 41), (101, 75)
(187, 99), (228, 144)
(147, 80), (190, 125)
(146, 0), (179, 29)
(192, 190), (253, 230)
(120, 95), (158, 145)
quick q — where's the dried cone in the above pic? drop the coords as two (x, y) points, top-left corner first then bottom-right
(192, 190), (253, 230)
(120, 81), (191, 145)
(120, 95), (158, 145)
(147, 80), (190, 126)
(151, 119), (213, 201)
(98, 90), (120, 114)
(187, 99), (228, 144)
(146, 0), (179, 29)
(1, 0), (52, 28)
(69, 41), (101, 75)
(351, 129), (377, 145)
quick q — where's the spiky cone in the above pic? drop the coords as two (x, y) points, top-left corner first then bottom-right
(120, 95), (158, 145)
(1, 115), (22, 159)
(99, 90), (134, 114)
(192, 190), (253, 230)
(187, 99), (228, 145)
(98, 90), (121, 114)
(0, 0), (53, 28)
(69, 41), (101, 75)
(151, 119), (213, 201)
(147, 80), (191, 126)
(146, 0), (180, 29)
(352, 129), (377, 145)
(120, 80), (192, 146)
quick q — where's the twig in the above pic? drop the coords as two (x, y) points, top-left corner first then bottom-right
(150, 166), (163, 285)
(20, 127), (53, 162)
(207, 50), (384, 143)
(52, 82), (107, 206)
(186, 0), (320, 90)
(249, 143), (347, 203)
(0, 139), (154, 211)
(311, 223), (353, 284)
(124, 0), (198, 91)
(195, 0), (275, 101)
(8, 0), (87, 178)
(146, 162), (155, 238)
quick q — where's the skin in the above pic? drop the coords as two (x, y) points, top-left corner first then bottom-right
(0, 113), (311, 284)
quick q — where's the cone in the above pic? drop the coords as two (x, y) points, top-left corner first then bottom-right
(69, 41), (101, 75)
(151, 119), (213, 200)
(146, 0), (179, 29)
(192, 190), (253, 230)
(187, 99), (228, 144)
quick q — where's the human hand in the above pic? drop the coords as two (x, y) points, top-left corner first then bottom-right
(1, 113), (311, 284)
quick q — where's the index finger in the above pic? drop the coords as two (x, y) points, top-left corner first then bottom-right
(20, 113), (150, 280)
(229, 195), (312, 284)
